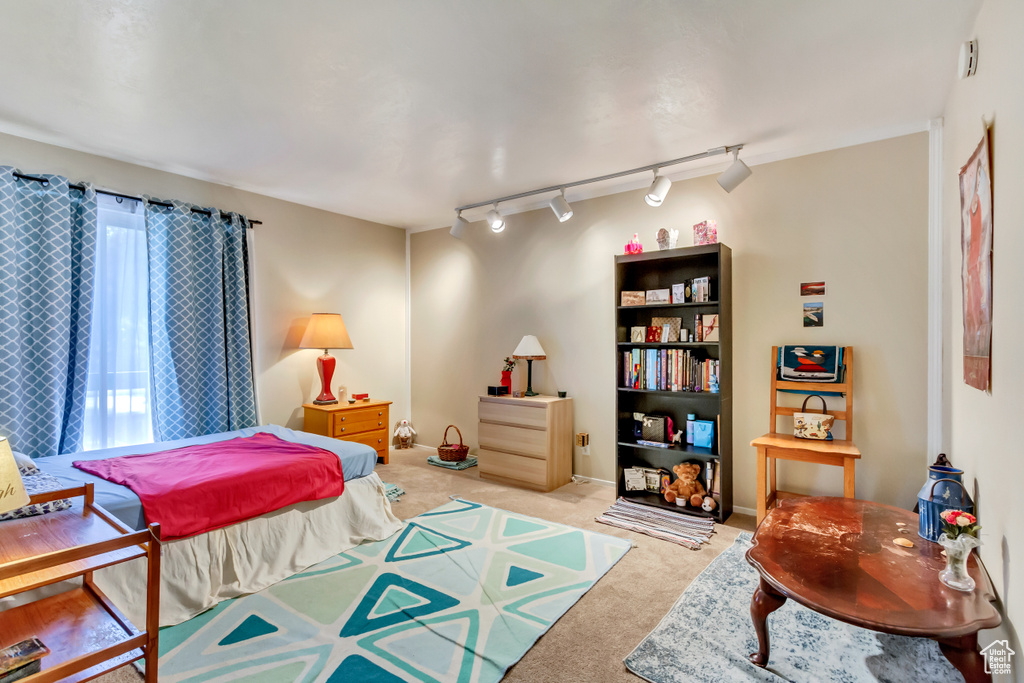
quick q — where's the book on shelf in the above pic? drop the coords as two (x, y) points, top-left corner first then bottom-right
(0, 639), (49, 682)
(622, 348), (719, 392)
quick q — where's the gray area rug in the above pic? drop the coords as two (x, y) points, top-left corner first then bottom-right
(624, 533), (961, 683)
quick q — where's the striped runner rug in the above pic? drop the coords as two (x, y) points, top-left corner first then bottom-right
(596, 497), (715, 549)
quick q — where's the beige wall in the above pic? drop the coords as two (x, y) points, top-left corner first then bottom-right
(942, 0), (1023, 669)
(412, 133), (929, 511)
(0, 132), (408, 430)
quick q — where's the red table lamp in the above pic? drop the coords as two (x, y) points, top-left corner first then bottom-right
(299, 313), (353, 405)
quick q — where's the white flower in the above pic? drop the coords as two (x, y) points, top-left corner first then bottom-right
(957, 516), (972, 526)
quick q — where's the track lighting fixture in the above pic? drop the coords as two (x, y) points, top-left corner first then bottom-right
(451, 143), (745, 237)
(450, 210), (468, 239)
(717, 149), (752, 193)
(645, 171), (672, 207)
(549, 190), (573, 222)
(486, 204), (505, 233)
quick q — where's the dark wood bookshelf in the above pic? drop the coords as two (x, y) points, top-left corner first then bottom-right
(614, 243), (732, 522)
(616, 301), (720, 310)
(620, 489), (718, 519)
(618, 440), (719, 458)
(616, 342), (719, 348)
(617, 387), (721, 399)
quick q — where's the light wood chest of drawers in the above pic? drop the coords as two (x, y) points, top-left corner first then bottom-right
(477, 395), (573, 492)
(303, 400), (391, 464)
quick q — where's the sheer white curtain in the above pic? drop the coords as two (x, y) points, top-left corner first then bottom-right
(82, 194), (154, 450)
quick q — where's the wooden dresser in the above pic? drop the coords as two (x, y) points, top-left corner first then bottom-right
(477, 395), (573, 492)
(303, 399), (391, 464)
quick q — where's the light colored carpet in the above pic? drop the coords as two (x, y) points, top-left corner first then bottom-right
(96, 445), (755, 682)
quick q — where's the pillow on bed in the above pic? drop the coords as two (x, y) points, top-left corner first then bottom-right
(0, 471), (72, 521)
(13, 451), (39, 476)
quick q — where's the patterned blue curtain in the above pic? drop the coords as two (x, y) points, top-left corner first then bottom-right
(0, 167), (97, 457)
(146, 200), (257, 440)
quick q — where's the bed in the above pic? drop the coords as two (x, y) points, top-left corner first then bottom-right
(26, 424), (403, 627)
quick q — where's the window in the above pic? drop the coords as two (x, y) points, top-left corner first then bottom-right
(82, 194), (154, 450)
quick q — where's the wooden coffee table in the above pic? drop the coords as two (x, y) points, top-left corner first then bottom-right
(746, 497), (1001, 682)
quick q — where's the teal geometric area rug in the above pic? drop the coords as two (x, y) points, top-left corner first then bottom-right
(624, 533), (961, 683)
(155, 499), (631, 682)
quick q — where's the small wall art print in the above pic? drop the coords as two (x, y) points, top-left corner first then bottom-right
(803, 302), (823, 327)
(800, 281), (825, 297)
(959, 130), (993, 392)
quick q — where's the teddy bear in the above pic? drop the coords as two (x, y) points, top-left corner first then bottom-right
(392, 419), (417, 449)
(663, 462), (707, 507)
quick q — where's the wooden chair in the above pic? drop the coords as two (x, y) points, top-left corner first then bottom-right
(751, 346), (860, 523)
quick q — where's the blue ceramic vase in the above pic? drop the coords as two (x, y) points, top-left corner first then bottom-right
(918, 465), (974, 542)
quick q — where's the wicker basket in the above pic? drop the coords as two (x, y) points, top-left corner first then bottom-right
(437, 425), (469, 462)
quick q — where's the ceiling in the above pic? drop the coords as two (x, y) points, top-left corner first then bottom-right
(0, 1), (980, 229)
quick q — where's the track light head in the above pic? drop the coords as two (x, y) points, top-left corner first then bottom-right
(645, 172), (671, 207)
(717, 149), (752, 193)
(549, 190), (573, 222)
(486, 204), (505, 233)
(450, 211), (468, 239)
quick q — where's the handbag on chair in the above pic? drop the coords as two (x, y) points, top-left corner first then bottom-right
(793, 395), (834, 440)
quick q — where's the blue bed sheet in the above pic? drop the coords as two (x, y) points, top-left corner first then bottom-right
(35, 424), (378, 531)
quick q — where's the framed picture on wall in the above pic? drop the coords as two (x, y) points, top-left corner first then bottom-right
(800, 281), (826, 296)
(959, 130), (993, 392)
(803, 302), (823, 327)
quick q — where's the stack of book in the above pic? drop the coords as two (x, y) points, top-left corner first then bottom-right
(0, 639), (49, 683)
(623, 348), (719, 392)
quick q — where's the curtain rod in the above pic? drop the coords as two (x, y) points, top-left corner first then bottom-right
(11, 171), (263, 225)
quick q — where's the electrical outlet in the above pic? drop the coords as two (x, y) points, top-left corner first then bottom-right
(576, 432), (590, 455)
(582, 444), (590, 455)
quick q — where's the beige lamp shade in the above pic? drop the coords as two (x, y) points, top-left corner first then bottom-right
(299, 313), (353, 351)
(0, 437), (29, 514)
(512, 335), (546, 360)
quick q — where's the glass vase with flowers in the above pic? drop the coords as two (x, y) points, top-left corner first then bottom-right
(937, 509), (981, 592)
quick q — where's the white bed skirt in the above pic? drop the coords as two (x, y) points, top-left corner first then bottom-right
(94, 472), (403, 627)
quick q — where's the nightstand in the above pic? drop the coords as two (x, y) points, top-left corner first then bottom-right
(477, 395), (573, 492)
(303, 400), (391, 464)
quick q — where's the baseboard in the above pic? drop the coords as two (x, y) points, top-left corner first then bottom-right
(571, 474), (614, 487)
(732, 505), (757, 517)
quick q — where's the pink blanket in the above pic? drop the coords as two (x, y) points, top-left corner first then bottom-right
(73, 432), (345, 540)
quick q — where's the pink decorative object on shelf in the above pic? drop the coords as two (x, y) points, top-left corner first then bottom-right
(624, 233), (644, 254)
(693, 220), (718, 245)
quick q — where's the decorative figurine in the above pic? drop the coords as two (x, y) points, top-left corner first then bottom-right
(393, 419), (417, 449)
(656, 227), (679, 250)
(624, 233), (643, 254)
(702, 496), (718, 512)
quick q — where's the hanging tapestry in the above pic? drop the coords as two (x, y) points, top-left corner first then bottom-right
(959, 130), (993, 392)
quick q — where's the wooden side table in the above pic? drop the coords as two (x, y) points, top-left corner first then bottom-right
(0, 484), (161, 682)
(746, 497), (1001, 682)
(303, 400), (391, 464)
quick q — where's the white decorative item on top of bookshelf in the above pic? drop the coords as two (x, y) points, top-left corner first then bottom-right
(614, 243), (732, 522)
